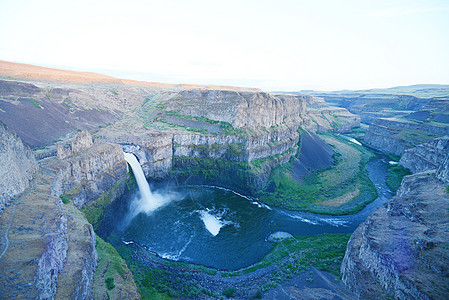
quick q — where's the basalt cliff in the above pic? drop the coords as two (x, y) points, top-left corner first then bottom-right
(0, 121), (37, 212)
(0, 124), (138, 299)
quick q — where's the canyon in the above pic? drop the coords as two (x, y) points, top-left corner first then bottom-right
(1, 61), (448, 299)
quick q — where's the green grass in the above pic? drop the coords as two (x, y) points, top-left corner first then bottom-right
(95, 236), (127, 278)
(222, 287), (236, 298)
(105, 277), (115, 290)
(386, 153), (401, 162)
(394, 129), (440, 148)
(164, 110), (247, 136)
(345, 124), (369, 140)
(386, 165), (411, 193)
(238, 233), (350, 277)
(81, 178), (126, 230)
(115, 245), (204, 298)
(259, 134), (377, 214)
(59, 194), (71, 204)
(26, 98), (41, 108)
(93, 235), (136, 297)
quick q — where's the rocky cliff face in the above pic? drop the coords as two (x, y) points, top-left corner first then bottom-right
(163, 90), (306, 129)
(436, 153), (449, 183)
(317, 93), (428, 124)
(341, 168), (449, 299)
(103, 123), (300, 194)
(0, 121), (37, 213)
(279, 95), (362, 133)
(364, 118), (449, 155)
(306, 106), (360, 133)
(399, 136), (449, 173)
(103, 129), (173, 179)
(56, 130), (93, 159)
(0, 127), (138, 299)
(44, 131), (128, 209)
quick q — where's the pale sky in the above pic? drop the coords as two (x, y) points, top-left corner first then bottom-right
(0, 0), (448, 91)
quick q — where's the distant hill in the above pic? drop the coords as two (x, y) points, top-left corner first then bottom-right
(297, 84), (449, 99)
(0, 60), (262, 92)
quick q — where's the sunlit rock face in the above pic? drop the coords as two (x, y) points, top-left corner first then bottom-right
(0, 121), (37, 213)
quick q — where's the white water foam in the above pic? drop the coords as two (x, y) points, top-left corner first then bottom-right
(288, 214), (319, 225)
(319, 218), (349, 227)
(124, 152), (175, 219)
(280, 211), (349, 227)
(198, 209), (232, 236)
(338, 134), (362, 146)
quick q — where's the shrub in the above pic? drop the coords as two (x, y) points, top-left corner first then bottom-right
(386, 165), (411, 193)
(222, 287), (236, 298)
(60, 194), (71, 204)
(105, 277), (115, 290)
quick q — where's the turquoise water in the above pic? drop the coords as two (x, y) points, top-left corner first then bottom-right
(98, 156), (391, 270)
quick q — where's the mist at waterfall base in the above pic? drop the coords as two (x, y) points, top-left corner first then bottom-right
(98, 154), (391, 270)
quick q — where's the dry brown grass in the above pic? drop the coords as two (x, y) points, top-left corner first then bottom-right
(0, 60), (261, 91)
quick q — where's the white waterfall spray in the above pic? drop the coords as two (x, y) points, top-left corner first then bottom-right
(124, 152), (173, 218)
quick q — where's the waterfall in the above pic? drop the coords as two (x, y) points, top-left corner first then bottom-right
(124, 152), (169, 214)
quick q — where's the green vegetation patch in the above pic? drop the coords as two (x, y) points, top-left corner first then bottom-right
(115, 245), (205, 299)
(345, 124), (369, 140)
(386, 165), (411, 194)
(25, 98), (42, 108)
(93, 235), (136, 298)
(394, 128), (440, 148)
(164, 110), (248, 136)
(230, 233), (350, 291)
(171, 157), (258, 193)
(60, 194), (71, 204)
(81, 178), (125, 230)
(259, 134), (377, 214)
(222, 287), (236, 298)
(59, 184), (81, 204)
(171, 147), (295, 194)
(97, 236), (126, 279)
